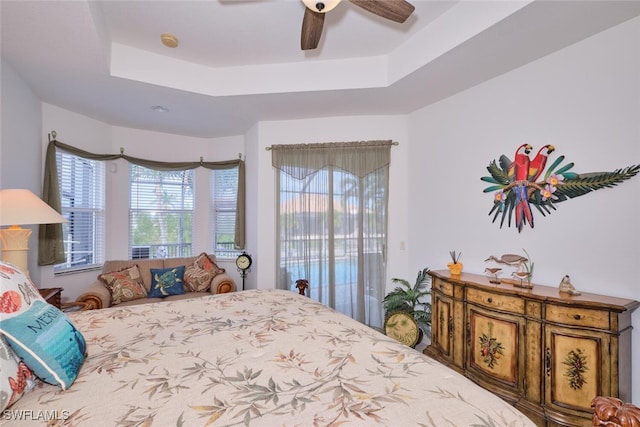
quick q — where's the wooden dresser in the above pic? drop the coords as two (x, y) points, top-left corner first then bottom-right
(425, 270), (639, 427)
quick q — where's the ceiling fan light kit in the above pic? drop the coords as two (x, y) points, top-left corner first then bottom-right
(300, 0), (415, 50)
(302, 0), (342, 13)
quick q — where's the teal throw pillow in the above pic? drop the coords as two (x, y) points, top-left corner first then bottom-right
(0, 261), (86, 390)
(148, 266), (185, 298)
(1, 301), (86, 390)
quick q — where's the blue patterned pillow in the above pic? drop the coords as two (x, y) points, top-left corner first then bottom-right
(0, 261), (86, 390)
(148, 266), (185, 298)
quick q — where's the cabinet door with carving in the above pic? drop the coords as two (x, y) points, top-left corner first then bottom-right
(431, 291), (455, 361)
(544, 324), (610, 420)
(466, 305), (524, 396)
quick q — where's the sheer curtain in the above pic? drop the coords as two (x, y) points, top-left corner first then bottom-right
(272, 141), (392, 328)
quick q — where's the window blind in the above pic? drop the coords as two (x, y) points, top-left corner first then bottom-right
(211, 167), (239, 258)
(129, 165), (194, 259)
(54, 152), (105, 273)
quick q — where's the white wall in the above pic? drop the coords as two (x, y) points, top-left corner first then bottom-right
(0, 59), (43, 282)
(408, 16), (640, 403)
(241, 122), (260, 290)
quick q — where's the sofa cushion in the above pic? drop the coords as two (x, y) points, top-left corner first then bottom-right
(102, 259), (164, 291)
(0, 335), (37, 411)
(99, 265), (148, 305)
(148, 266), (186, 298)
(0, 262), (86, 390)
(184, 253), (225, 292)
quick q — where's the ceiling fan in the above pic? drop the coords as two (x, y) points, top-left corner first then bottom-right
(301, 0), (415, 50)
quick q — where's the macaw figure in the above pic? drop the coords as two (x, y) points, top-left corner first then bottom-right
(528, 144), (555, 182)
(483, 144), (639, 232)
(513, 143), (533, 231)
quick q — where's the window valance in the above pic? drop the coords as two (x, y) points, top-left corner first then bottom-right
(39, 139), (245, 266)
(270, 140), (393, 179)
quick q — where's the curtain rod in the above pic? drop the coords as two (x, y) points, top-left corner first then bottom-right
(265, 141), (399, 151)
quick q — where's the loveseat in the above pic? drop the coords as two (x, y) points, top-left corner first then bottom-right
(76, 253), (236, 310)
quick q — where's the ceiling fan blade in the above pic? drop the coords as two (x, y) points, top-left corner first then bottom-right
(349, 0), (415, 23)
(301, 7), (325, 50)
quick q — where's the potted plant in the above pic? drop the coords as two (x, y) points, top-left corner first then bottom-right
(447, 250), (463, 275)
(383, 267), (432, 342)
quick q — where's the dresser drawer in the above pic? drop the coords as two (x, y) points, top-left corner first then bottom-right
(467, 288), (524, 314)
(546, 305), (609, 329)
(433, 279), (454, 296)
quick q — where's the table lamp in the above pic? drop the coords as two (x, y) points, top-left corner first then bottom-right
(0, 189), (67, 277)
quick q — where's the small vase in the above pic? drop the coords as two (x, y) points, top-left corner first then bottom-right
(447, 262), (463, 275)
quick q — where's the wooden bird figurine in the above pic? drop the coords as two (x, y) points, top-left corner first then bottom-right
(485, 254), (528, 272)
(484, 267), (502, 284)
(511, 271), (533, 289)
(558, 275), (581, 296)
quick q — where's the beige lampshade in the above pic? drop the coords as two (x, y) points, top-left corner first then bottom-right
(0, 189), (66, 226)
(0, 189), (66, 276)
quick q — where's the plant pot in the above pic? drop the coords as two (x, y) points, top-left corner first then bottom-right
(447, 262), (463, 275)
(413, 328), (425, 349)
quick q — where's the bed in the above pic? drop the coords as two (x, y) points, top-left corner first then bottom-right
(4, 289), (535, 426)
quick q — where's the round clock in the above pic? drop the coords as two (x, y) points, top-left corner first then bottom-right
(384, 311), (420, 348)
(236, 252), (252, 271)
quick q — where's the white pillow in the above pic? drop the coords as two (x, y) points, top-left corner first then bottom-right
(0, 335), (37, 411)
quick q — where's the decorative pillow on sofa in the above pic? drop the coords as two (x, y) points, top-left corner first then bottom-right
(0, 335), (37, 411)
(148, 266), (186, 298)
(184, 253), (225, 292)
(98, 264), (147, 305)
(0, 261), (86, 391)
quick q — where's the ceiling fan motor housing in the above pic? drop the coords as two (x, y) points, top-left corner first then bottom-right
(301, 0), (414, 50)
(302, 0), (341, 13)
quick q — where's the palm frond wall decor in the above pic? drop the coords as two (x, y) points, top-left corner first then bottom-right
(481, 144), (639, 232)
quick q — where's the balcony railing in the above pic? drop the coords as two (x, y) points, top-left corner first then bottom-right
(131, 244), (191, 259)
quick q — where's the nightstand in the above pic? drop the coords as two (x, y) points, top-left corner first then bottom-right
(38, 287), (63, 309)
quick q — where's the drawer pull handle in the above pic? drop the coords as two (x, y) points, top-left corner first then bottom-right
(487, 297), (493, 303)
(545, 348), (551, 376)
(574, 314), (581, 320)
(448, 317), (454, 338)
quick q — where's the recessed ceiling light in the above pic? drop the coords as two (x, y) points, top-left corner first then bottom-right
(151, 105), (169, 113)
(160, 33), (178, 48)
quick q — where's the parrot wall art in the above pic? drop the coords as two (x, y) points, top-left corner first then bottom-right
(481, 145), (639, 232)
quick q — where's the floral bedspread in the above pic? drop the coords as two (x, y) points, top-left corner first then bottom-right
(6, 290), (535, 426)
